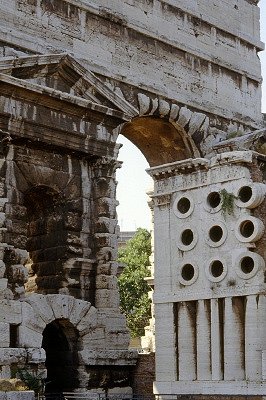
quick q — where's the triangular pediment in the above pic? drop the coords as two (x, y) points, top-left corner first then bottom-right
(0, 53), (138, 119)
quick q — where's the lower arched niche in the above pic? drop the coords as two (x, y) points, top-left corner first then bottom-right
(42, 318), (81, 393)
(121, 116), (199, 166)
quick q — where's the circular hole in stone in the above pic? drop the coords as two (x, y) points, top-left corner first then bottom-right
(181, 229), (194, 246)
(209, 225), (223, 242)
(238, 186), (253, 203)
(207, 192), (221, 208)
(210, 260), (224, 278)
(181, 264), (195, 281)
(240, 220), (255, 238)
(240, 256), (255, 274)
(177, 197), (191, 214)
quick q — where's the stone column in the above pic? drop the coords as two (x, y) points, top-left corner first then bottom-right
(211, 298), (223, 380)
(178, 301), (197, 381)
(155, 302), (177, 382)
(197, 299), (211, 380)
(91, 156), (121, 310)
(245, 295), (261, 381)
(224, 297), (245, 380)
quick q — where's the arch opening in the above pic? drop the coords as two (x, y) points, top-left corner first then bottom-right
(120, 116), (197, 167)
(42, 319), (81, 393)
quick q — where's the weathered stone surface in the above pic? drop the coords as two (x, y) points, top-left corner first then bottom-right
(82, 327), (106, 348)
(76, 306), (98, 335)
(46, 294), (76, 320)
(6, 392), (35, 400)
(0, 0), (264, 396)
(0, 300), (21, 324)
(95, 289), (120, 309)
(24, 295), (54, 325)
(17, 325), (43, 348)
(79, 349), (138, 365)
(21, 302), (46, 334)
(0, 349), (27, 365)
(26, 348), (46, 364)
(149, 151), (266, 395)
(0, 323), (9, 348)
(68, 298), (92, 326)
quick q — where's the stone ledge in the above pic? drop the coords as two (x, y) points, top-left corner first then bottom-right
(79, 349), (138, 365)
(2, 392), (34, 400)
(154, 380), (266, 395)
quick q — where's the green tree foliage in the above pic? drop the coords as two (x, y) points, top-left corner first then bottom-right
(118, 228), (152, 338)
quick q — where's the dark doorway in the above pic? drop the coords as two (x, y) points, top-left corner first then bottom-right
(42, 319), (80, 393)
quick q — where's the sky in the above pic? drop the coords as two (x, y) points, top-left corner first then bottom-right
(116, 2), (266, 232)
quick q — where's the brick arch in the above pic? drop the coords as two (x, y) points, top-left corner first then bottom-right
(19, 294), (98, 348)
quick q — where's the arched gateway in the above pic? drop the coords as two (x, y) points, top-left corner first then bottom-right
(0, 52), (266, 399)
(0, 53), (202, 393)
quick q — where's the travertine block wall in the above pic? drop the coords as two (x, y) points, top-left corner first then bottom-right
(0, 0), (263, 130)
(149, 150), (266, 396)
(0, 52), (138, 392)
(0, 0), (264, 396)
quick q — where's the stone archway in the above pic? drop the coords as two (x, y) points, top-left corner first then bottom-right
(42, 318), (80, 392)
(120, 116), (200, 167)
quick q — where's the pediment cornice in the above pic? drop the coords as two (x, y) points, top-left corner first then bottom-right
(0, 53), (138, 121)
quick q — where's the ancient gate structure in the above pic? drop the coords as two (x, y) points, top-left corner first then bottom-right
(0, 0), (265, 397)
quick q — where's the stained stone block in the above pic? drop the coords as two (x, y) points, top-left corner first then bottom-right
(96, 261), (118, 275)
(108, 387), (132, 395)
(10, 265), (28, 283)
(0, 213), (5, 228)
(97, 198), (117, 217)
(18, 326), (43, 348)
(95, 233), (117, 248)
(99, 313), (128, 331)
(47, 294), (75, 320)
(6, 392), (35, 400)
(76, 307), (98, 335)
(106, 330), (130, 350)
(0, 279), (7, 289)
(0, 366), (11, 379)
(0, 349), (27, 365)
(82, 327), (106, 348)
(26, 348), (46, 364)
(68, 298), (91, 326)
(96, 247), (117, 262)
(0, 300), (22, 324)
(21, 302), (46, 333)
(95, 275), (117, 290)
(0, 323), (9, 347)
(95, 217), (117, 234)
(65, 212), (82, 230)
(177, 107), (192, 127)
(95, 289), (120, 309)
(25, 294), (54, 324)
(79, 350), (137, 365)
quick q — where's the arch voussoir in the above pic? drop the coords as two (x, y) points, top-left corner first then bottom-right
(76, 306), (98, 336)
(47, 294), (76, 321)
(25, 294), (54, 325)
(67, 298), (92, 327)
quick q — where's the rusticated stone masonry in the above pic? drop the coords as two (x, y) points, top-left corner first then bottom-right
(0, 0), (264, 398)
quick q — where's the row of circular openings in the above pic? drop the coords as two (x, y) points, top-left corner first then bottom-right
(177, 217), (264, 251)
(174, 183), (265, 218)
(179, 252), (264, 286)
